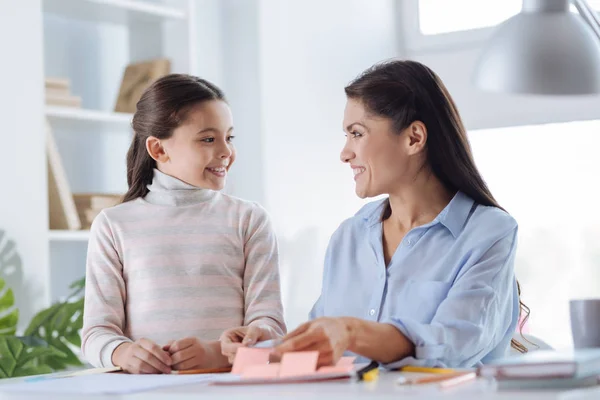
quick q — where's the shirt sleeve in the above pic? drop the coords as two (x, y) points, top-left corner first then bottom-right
(242, 205), (287, 336)
(381, 226), (519, 368)
(81, 212), (132, 368)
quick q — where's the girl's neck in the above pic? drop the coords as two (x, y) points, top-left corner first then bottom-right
(143, 169), (216, 207)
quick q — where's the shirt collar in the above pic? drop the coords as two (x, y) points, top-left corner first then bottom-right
(435, 191), (475, 238)
(360, 191), (475, 238)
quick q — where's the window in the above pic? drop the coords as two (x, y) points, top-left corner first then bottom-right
(469, 120), (600, 349)
(418, 0), (521, 35)
(418, 0), (600, 35)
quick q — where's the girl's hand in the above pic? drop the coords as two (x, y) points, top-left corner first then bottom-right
(165, 337), (216, 370)
(112, 338), (172, 374)
(273, 317), (351, 367)
(219, 324), (278, 364)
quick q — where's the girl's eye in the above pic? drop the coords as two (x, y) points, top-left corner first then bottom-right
(201, 138), (215, 143)
(227, 135), (235, 143)
(350, 131), (363, 138)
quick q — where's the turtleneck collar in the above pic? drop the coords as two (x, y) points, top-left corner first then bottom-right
(143, 169), (217, 206)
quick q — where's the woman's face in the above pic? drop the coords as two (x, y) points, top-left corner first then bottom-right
(340, 98), (425, 199)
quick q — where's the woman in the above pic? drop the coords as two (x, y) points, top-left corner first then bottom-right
(221, 60), (526, 368)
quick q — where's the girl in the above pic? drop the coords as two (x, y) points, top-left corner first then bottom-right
(82, 74), (286, 374)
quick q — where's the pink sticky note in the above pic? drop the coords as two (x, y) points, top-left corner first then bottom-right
(231, 348), (271, 375)
(278, 351), (319, 378)
(317, 365), (355, 375)
(336, 356), (356, 366)
(242, 363), (281, 379)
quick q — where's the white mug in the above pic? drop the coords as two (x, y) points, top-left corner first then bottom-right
(570, 299), (600, 348)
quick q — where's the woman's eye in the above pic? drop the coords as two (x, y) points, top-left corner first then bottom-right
(201, 138), (215, 143)
(350, 131), (363, 138)
(227, 135), (235, 142)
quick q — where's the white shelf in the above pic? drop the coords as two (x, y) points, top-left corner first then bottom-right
(43, 0), (187, 24)
(45, 106), (133, 124)
(49, 230), (91, 241)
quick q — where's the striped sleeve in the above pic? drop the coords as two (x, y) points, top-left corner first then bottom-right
(81, 211), (132, 367)
(242, 205), (286, 336)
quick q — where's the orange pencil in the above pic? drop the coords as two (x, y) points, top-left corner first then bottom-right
(438, 372), (477, 389)
(171, 366), (232, 375)
(396, 372), (476, 386)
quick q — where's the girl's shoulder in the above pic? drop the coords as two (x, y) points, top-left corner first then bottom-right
(217, 192), (270, 216)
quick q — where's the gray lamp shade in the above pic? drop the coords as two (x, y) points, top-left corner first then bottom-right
(473, 10), (600, 95)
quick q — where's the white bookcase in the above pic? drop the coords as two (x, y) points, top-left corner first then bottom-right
(42, 0), (197, 302)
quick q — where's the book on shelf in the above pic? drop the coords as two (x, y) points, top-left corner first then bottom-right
(115, 58), (171, 113)
(44, 76), (81, 108)
(45, 93), (82, 108)
(46, 120), (82, 231)
(45, 77), (70, 91)
(73, 193), (123, 229)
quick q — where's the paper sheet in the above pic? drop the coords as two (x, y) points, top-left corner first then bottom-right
(1, 373), (237, 395)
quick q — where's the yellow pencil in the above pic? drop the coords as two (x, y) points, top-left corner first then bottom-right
(400, 366), (457, 374)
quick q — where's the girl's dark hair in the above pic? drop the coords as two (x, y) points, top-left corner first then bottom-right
(122, 74), (226, 203)
(345, 59), (530, 353)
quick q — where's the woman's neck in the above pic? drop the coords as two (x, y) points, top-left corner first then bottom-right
(385, 169), (454, 232)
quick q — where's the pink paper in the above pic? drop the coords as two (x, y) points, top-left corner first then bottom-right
(336, 356), (356, 366)
(317, 365), (355, 375)
(242, 363), (280, 379)
(231, 348), (271, 375)
(278, 351), (319, 378)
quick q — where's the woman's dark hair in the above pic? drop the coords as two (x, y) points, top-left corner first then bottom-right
(122, 74), (226, 203)
(345, 59), (530, 353)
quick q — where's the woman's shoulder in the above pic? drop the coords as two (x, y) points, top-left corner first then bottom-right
(469, 202), (518, 237)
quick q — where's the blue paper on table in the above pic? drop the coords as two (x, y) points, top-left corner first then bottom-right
(479, 349), (600, 380)
(0, 373), (238, 395)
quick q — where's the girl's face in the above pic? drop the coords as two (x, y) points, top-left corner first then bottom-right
(154, 100), (236, 190)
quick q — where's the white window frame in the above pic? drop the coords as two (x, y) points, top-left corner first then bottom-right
(400, 0), (510, 53)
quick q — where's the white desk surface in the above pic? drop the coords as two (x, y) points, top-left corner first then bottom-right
(2, 371), (600, 400)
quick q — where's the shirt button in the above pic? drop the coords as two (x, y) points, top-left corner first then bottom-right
(369, 309), (376, 316)
(407, 239), (412, 246)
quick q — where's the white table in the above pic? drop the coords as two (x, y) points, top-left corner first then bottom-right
(2, 371), (600, 400)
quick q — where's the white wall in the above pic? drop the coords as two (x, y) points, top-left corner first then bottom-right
(255, 0), (400, 329)
(0, 0), (49, 330)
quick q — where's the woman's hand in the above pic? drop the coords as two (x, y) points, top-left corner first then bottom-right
(164, 337), (219, 371)
(273, 317), (352, 367)
(219, 324), (278, 364)
(112, 338), (172, 374)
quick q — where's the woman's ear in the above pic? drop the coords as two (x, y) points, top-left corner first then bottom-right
(405, 121), (427, 155)
(146, 136), (169, 163)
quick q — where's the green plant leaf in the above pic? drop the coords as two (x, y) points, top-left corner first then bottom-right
(12, 365), (53, 378)
(0, 336), (66, 378)
(0, 278), (18, 335)
(15, 343), (65, 370)
(26, 296), (84, 369)
(24, 303), (61, 336)
(0, 336), (22, 376)
(69, 277), (85, 291)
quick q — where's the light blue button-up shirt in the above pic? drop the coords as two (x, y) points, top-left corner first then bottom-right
(310, 191), (519, 368)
